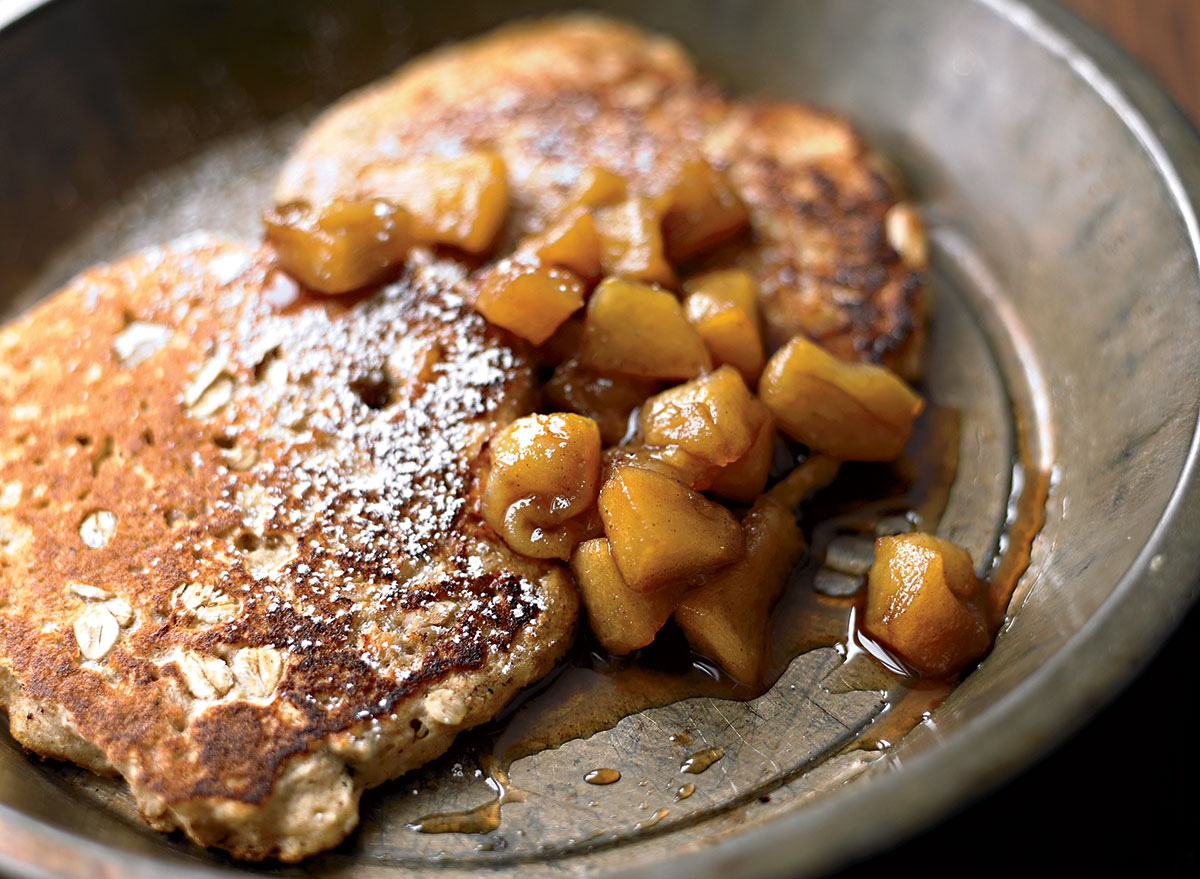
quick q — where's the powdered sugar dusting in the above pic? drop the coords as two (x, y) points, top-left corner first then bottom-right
(124, 241), (556, 710)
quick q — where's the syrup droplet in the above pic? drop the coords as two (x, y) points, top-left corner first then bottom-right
(680, 746), (725, 774)
(409, 800), (500, 835)
(408, 756), (526, 834)
(669, 730), (693, 746)
(674, 783), (696, 801)
(584, 768), (621, 785)
(634, 808), (670, 830)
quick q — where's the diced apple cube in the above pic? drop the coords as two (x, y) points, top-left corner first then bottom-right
(674, 496), (803, 684)
(545, 360), (660, 445)
(684, 269), (765, 383)
(527, 207), (603, 277)
(639, 366), (757, 468)
(759, 335), (923, 461)
(571, 166), (628, 208)
(580, 278), (712, 380)
(862, 533), (992, 678)
(482, 413), (602, 560)
(593, 197), (676, 286)
(661, 158), (749, 263)
(473, 260), (585, 345)
(598, 464), (743, 592)
(264, 198), (412, 294)
(356, 151), (509, 253)
(570, 537), (687, 654)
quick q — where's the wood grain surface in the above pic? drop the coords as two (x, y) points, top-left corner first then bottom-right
(1066, 0), (1200, 123)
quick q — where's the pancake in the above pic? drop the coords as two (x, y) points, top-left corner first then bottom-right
(0, 236), (577, 860)
(277, 14), (926, 377)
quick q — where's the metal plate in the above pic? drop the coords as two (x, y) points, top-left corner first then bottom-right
(2, 0), (1199, 876)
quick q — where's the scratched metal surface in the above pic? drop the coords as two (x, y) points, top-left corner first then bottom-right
(2, 1), (1200, 877)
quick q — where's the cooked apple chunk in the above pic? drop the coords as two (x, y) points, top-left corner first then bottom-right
(545, 360), (660, 445)
(639, 366), (758, 468)
(601, 444), (710, 491)
(661, 158), (749, 264)
(593, 197), (676, 285)
(473, 259), (585, 345)
(759, 335), (923, 461)
(526, 208), (603, 278)
(708, 400), (775, 503)
(674, 496), (803, 684)
(263, 198), (413, 294)
(862, 533), (992, 677)
(355, 151), (509, 253)
(571, 166), (628, 208)
(683, 269), (765, 382)
(482, 413), (602, 560)
(598, 465), (743, 592)
(570, 537), (688, 655)
(580, 278), (712, 380)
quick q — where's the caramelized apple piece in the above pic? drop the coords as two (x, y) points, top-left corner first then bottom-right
(527, 208), (603, 278)
(639, 366), (757, 469)
(598, 465), (743, 592)
(593, 197), (675, 285)
(661, 158), (749, 263)
(683, 269), (765, 382)
(863, 533), (992, 677)
(535, 314), (584, 365)
(545, 360), (660, 445)
(570, 537), (688, 654)
(685, 268), (758, 314)
(708, 400), (775, 503)
(602, 445), (709, 490)
(482, 413), (602, 560)
(473, 259), (585, 345)
(759, 335), (923, 461)
(263, 199), (412, 294)
(674, 496), (803, 684)
(571, 166), (628, 208)
(356, 152), (509, 253)
(580, 278), (712, 380)
(570, 504), (607, 545)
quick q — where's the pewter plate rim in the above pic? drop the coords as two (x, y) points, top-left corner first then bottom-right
(1, 0), (1199, 877)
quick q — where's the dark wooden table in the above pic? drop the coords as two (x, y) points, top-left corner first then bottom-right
(836, 2), (1200, 875)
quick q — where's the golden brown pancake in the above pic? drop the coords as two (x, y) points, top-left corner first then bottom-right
(277, 15), (926, 376)
(0, 236), (576, 860)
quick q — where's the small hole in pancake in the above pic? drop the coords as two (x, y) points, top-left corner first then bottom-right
(349, 371), (393, 410)
(213, 434), (236, 450)
(75, 435), (92, 447)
